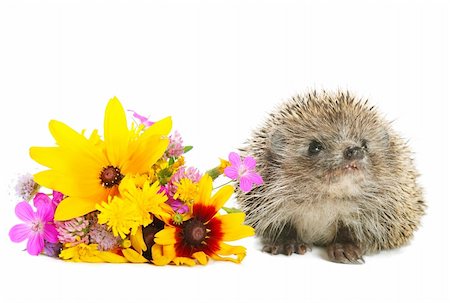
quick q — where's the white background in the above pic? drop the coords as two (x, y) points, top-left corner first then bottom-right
(0, 0), (448, 302)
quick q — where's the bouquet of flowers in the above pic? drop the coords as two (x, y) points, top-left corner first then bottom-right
(9, 97), (263, 266)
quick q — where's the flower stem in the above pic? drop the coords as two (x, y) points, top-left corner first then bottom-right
(213, 180), (234, 190)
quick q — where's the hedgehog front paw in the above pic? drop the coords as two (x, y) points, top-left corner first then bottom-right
(262, 240), (311, 256)
(327, 243), (364, 264)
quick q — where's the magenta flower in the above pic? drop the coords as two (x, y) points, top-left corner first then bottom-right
(128, 110), (154, 127)
(224, 152), (263, 192)
(9, 202), (58, 256)
(167, 197), (190, 214)
(33, 191), (63, 211)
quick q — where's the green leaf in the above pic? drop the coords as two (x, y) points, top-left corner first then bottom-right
(168, 157), (175, 166)
(183, 146), (193, 153)
(222, 206), (243, 214)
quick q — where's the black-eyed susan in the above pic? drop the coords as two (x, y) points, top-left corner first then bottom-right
(30, 97), (172, 221)
(152, 175), (255, 266)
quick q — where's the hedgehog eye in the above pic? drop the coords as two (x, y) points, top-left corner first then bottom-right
(361, 139), (368, 150)
(308, 140), (324, 156)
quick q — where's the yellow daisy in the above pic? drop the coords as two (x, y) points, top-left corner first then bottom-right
(96, 195), (140, 239)
(173, 178), (198, 203)
(152, 175), (255, 266)
(30, 97), (172, 221)
(118, 176), (168, 227)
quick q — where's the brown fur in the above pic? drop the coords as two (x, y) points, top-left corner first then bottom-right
(237, 90), (425, 260)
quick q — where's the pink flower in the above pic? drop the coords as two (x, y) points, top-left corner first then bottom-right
(224, 152), (264, 192)
(55, 216), (90, 244)
(167, 166), (202, 196)
(33, 191), (63, 211)
(166, 131), (184, 158)
(9, 202), (58, 256)
(128, 110), (154, 127)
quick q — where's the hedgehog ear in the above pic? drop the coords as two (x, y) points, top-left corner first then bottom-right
(269, 129), (286, 157)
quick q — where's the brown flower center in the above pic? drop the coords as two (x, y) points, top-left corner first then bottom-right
(99, 166), (124, 188)
(142, 219), (165, 260)
(183, 219), (207, 246)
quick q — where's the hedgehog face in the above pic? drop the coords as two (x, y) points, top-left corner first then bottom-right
(268, 96), (390, 197)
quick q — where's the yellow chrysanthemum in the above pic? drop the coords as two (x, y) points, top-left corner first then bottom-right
(96, 196), (140, 239)
(118, 176), (167, 226)
(173, 178), (198, 203)
(30, 97), (172, 221)
(152, 175), (255, 266)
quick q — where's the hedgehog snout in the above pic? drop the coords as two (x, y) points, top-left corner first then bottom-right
(343, 146), (365, 161)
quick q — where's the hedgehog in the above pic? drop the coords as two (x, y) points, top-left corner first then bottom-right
(236, 90), (425, 264)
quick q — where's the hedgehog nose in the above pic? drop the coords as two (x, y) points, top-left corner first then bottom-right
(343, 146), (364, 160)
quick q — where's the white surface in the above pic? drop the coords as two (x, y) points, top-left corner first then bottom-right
(0, 0), (448, 302)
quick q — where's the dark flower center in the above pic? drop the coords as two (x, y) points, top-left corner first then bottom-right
(99, 166), (124, 188)
(142, 219), (165, 260)
(183, 219), (207, 246)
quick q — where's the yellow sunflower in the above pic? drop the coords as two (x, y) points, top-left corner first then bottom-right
(30, 97), (172, 221)
(152, 175), (255, 266)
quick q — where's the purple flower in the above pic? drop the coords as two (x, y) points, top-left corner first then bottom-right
(128, 110), (154, 127)
(43, 241), (62, 257)
(224, 152), (263, 192)
(9, 202), (58, 256)
(89, 223), (121, 251)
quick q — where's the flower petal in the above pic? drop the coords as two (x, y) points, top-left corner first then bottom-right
(197, 174), (213, 205)
(37, 202), (55, 222)
(99, 251), (128, 263)
(104, 97), (130, 167)
(173, 257), (196, 266)
(224, 167), (239, 180)
(123, 136), (169, 174)
(243, 156), (256, 170)
(47, 120), (105, 163)
(131, 226), (147, 253)
(43, 224), (59, 243)
(215, 213), (255, 241)
(27, 233), (44, 256)
(209, 185), (234, 213)
(151, 244), (175, 266)
(33, 193), (51, 209)
(247, 172), (263, 185)
(154, 227), (177, 245)
(33, 169), (105, 199)
(239, 176), (253, 192)
(228, 152), (241, 167)
(9, 224), (31, 243)
(192, 251), (208, 265)
(54, 197), (98, 221)
(122, 248), (148, 263)
(15, 202), (35, 222)
(141, 116), (172, 138)
(211, 243), (247, 263)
